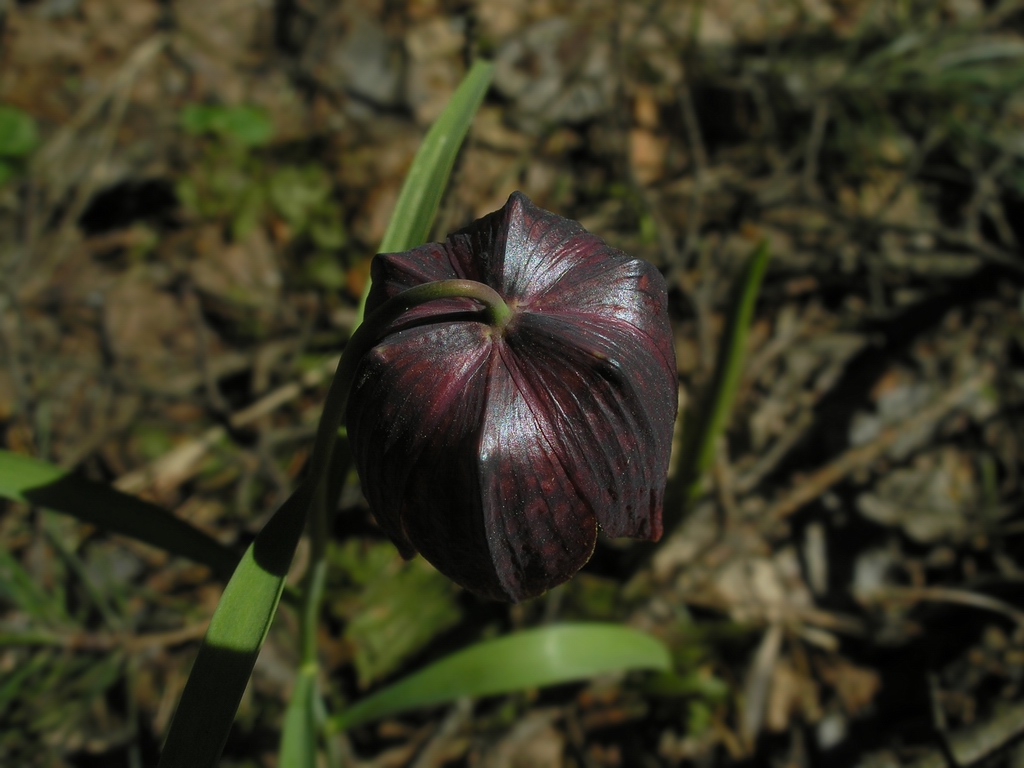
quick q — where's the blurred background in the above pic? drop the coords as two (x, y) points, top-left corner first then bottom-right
(2, 0), (1024, 766)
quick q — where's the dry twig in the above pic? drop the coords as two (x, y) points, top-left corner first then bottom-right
(115, 355), (340, 494)
(765, 368), (994, 522)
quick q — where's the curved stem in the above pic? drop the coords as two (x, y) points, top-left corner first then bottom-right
(297, 278), (511, 667)
(306, 278), (511, 487)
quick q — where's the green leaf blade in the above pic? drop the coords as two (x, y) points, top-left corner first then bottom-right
(377, 60), (494, 255)
(356, 59), (494, 323)
(158, 485), (310, 768)
(692, 239), (771, 481)
(0, 449), (238, 578)
(670, 241), (770, 523)
(332, 623), (671, 732)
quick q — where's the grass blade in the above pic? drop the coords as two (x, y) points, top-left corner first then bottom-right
(158, 484), (310, 768)
(664, 241), (770, 534)
(378, 60), (494, 254)
(162, 61), (493, 763)
(0, 449), (238, 578)
(331, 623), (671, 732)
(357, 59), (494, 321)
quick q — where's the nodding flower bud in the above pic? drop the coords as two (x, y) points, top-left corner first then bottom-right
(347, 192), (677, 602)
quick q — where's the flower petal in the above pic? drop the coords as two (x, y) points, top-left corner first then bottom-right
(504, 306), (675, 541)
(348, 322), (492, 561)
(476, 346), (600, 601)
(368, 192), (606, 309)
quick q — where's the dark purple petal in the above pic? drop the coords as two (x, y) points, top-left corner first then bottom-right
(349, 192), (677, 602)
(505, 309), (674, 541)
(347, 322), (492, 556)
(476, 351), (600, 600)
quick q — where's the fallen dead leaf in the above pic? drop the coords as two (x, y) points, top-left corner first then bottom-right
(817, 657), (881, 717)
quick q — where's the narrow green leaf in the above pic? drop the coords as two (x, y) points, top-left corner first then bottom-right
(331, 623), (671, 732)
(357, 60), (494, 321)
(286, 438), (348, 768)
(0, 449), (238, 578)
(279, 666), (318, 768)
(663, 241), (770, 534)
(689, 240), (771, 483)
(160, 61), (493, 765)
(378, 60), (493, 254)
(158, 484), (310, 768)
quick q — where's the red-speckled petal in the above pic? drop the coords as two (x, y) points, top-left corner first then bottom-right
(495, 193), (606, 302)
(504, 307), (675, 541)
(369, 192), (613, 309)
(347, 321), (493, 561)
(475, 343), (600, 601)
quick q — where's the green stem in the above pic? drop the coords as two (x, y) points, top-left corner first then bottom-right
(305, 278), (511, 488)
(299, 494), (330, 664)
(297, 277), (511, 667)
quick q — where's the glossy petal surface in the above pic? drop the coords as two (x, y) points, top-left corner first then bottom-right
(348, 192), (676, 602)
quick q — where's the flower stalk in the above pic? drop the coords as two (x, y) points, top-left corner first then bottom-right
(311, 278), (514, 479)
(296, 277), (516, 666)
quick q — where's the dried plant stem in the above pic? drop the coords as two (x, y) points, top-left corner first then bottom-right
(765, 368), (993, 522)
(678, 76), (708, 266)
(802, 98), (829, 198)
(862, 585), (1024, 631)
(114, 355), (341, 494)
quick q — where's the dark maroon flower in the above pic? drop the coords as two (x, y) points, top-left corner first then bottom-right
(347, 192), (677, 602)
